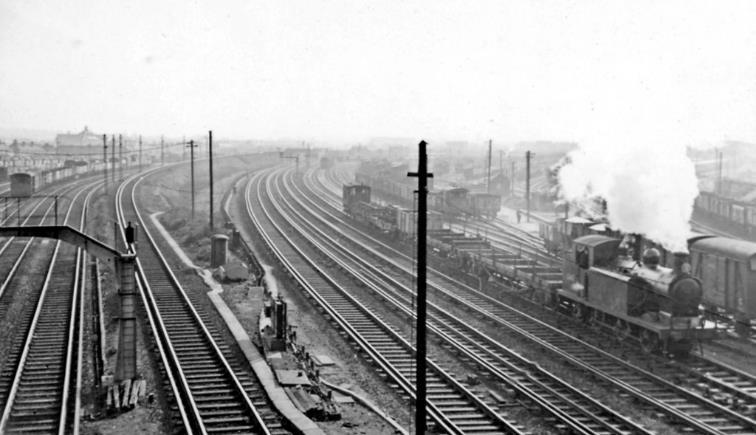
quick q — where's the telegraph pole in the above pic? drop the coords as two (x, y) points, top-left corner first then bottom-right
(187, 140), (198, 219)
(208, 130), (214, 229)
(487, 139), (492, 194)
(499, 150), (504, 194)
(525, 150), (533, 222)
(138, 135), (142, 171)
(160, 136), (165, 166)
(102, 135), (108, 192)
(407, 140), (433, 435)
(112, 135), (116, 185)
(118, 135), (123, 180)
(510, 160), (515, 196)
(716, 149), (724, 195)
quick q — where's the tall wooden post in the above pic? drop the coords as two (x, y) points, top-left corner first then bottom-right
(102, 135), (108, 192)
(510, 160), (515, 196)
(525, 150), (533, 222)
(487, 139), (492, 194)
(119, 135), (123, 180)
(112, 135), (116, 184)
(187, 140), (197, 219)
(408, 140), (432, 435)
(208, 130), (214, 229)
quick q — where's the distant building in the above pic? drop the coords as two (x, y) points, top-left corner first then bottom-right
(56, 126), (101, 156)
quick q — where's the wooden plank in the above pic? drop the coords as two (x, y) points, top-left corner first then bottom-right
(129, 380), (145, 406)
(121, 379), (131, 408)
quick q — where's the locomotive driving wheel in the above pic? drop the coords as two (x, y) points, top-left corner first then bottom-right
(640, 330), (660, 354)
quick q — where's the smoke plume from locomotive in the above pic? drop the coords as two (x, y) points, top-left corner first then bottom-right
(558, 138), (698, 252)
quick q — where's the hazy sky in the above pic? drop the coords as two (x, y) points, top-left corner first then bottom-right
(1, 1), (755, 144)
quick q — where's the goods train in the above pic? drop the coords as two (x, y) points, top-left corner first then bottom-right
(343, 185), (728, 353)
(694, 190), (756, 238)
(541, 215), (756, 336)
(355, 170), (501, 220)
(343, 184), (444, 234)
(9, 163), (106, 197)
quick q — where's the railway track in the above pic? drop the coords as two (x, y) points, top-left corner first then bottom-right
(0, 179), (96, 379)
(302, 166), (756, 434)
(319, 166), (756, 397)
(247, 167), (525, 434)
(0, 183), (83, 303)
(272, 168), (654, 434)
(330, 164), (756, 376)
(116, 168), (285, 434)
(0, 179), (99, 433)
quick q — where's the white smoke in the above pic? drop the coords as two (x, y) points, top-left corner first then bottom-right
(558, 138), (698, 252)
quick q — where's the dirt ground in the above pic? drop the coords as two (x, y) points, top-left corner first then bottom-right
(221, 280), (405, 435)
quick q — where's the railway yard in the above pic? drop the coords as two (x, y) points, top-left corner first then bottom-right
(4, 1), (756, 433)
(0, 151), (754, 435)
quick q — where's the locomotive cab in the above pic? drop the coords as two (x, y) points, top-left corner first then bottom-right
(563, 234), (621, 298)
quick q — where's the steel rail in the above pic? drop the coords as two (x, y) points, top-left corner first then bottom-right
(247, 168), (521, 434)
(69, 180), (100, 434)
(302, 167), (756, 434)
(114, 168), (202, 434)
(116, 165), (274, 434)
(0, 179), (97, 433)
(266, 170), (522, 433)
(282, 168), (652, 435)
(0, 182), (84, 301)
(318, 167), (756, 407)
(248, 169), (463, 433)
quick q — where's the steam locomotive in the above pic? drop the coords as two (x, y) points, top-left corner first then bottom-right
(561, 235), (715, 353)
(542, 215), (756, 337)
